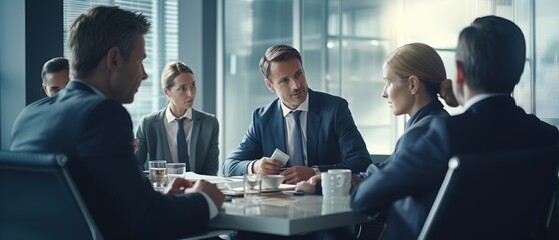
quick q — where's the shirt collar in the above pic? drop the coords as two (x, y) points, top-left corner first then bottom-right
(74, 80), (106, 98)
(165, 105), (192, 123)
(281, 92), (310, 117)
(463, 93), (509, 110)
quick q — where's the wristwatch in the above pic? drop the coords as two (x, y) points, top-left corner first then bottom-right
(311, 165), (321, 175)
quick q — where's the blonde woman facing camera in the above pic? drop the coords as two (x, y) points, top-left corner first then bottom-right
(135, 61), (219, 175)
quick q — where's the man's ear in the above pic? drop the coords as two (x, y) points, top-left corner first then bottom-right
(106, 47), (120, 71)
(408, 75), (420, 95)
(264, 79), (275, 93)
(455, 61), (465, 86)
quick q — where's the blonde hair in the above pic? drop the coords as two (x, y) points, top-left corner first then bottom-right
(385, 42), (458, 107)
(160, 61), (193, 90)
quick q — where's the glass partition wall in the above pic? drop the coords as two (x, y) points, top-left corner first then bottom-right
(222, 0), (295, 160)
(220, 0), (556, 170)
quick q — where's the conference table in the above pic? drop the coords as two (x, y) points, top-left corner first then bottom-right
(182, 172), (374, 236)
(208, 193), (373, 236)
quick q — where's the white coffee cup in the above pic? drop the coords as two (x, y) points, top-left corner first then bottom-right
(322, 195), (351, 214)
(321, 169), (351, 198)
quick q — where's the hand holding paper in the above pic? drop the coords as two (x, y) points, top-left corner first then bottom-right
(270, 148), (289, 166)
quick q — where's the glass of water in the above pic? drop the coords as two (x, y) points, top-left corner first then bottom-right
(167, 163), (186, 184)
(243, 174), (261, 202)
(149, 160), (167, 192)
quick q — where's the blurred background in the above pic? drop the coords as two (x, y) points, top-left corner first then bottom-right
(1, 0), (558, 174)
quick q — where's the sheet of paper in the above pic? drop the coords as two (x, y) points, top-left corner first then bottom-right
(271, 148), (289, 166)
(184, 172), (231, 184)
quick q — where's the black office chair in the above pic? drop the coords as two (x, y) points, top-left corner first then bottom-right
(0, 151), (102, 240)
(418, 147), (559, 240)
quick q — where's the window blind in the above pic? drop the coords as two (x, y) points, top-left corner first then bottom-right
(63, 0), (178, 132)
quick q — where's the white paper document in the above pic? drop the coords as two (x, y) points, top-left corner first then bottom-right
(184, 172), (230, 184)
(271, 148), (289, 166)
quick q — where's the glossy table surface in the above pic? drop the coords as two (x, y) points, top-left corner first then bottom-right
(209, 194), (372, 236)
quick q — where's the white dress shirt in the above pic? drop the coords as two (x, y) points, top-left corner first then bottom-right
(248, 93), (310, 174)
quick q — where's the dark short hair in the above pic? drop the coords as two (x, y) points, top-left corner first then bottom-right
(455, 15), (526, 94)
(259, 45), (303, 80)
(67, 5), (150, 79)
(41, 57), (69, 82)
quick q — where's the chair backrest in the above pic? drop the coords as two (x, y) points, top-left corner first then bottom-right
(0, 151), (102, 240)
(418, 147), (559, 240)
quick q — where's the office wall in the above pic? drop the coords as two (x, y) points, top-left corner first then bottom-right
(0, 1), (26, 150)
(0, 0), (63, 150)
(179, 0), (217, 114)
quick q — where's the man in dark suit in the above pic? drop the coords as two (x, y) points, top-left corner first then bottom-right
(350, 16), (559, 240)
(10, 6), (224, 240)
(223, 44), (371, 184)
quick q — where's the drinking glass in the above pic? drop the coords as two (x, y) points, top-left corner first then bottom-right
(167, 163), (186, 183)
(149, 160), (167, 192)
(243, 174), (261, 202)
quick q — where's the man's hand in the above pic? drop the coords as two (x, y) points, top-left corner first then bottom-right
(280, 166), (315, 184)
(164, 177), (193, 194)
(307, 174), (322, 185)
(295, 181), (315, 193)
(295, 175), (321, 193)
(252, 157), (283, 175)
(133, 138), (139, 154)
(185, 180), (225, 209)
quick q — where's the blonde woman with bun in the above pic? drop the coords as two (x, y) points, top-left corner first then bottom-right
(295, 42), (458, 239)
(378, 42), (458, 165)
(296, 43), (457, 189)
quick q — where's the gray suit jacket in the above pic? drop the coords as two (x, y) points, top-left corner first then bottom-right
(135, 107), (219, 175)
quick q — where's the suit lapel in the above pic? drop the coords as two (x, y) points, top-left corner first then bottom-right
(272, 101), (287, 156)
(190, 110), (201, 172)
(306, 91), (321, 167)
(156, 108), (172, 162)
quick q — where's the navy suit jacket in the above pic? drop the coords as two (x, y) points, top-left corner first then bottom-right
(135, 107), (219, 175)
(11, 81), (211, 240)
(370, 99), (449, 169)
(351, 96), (559, 240)
(223, 89), (371, 176)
